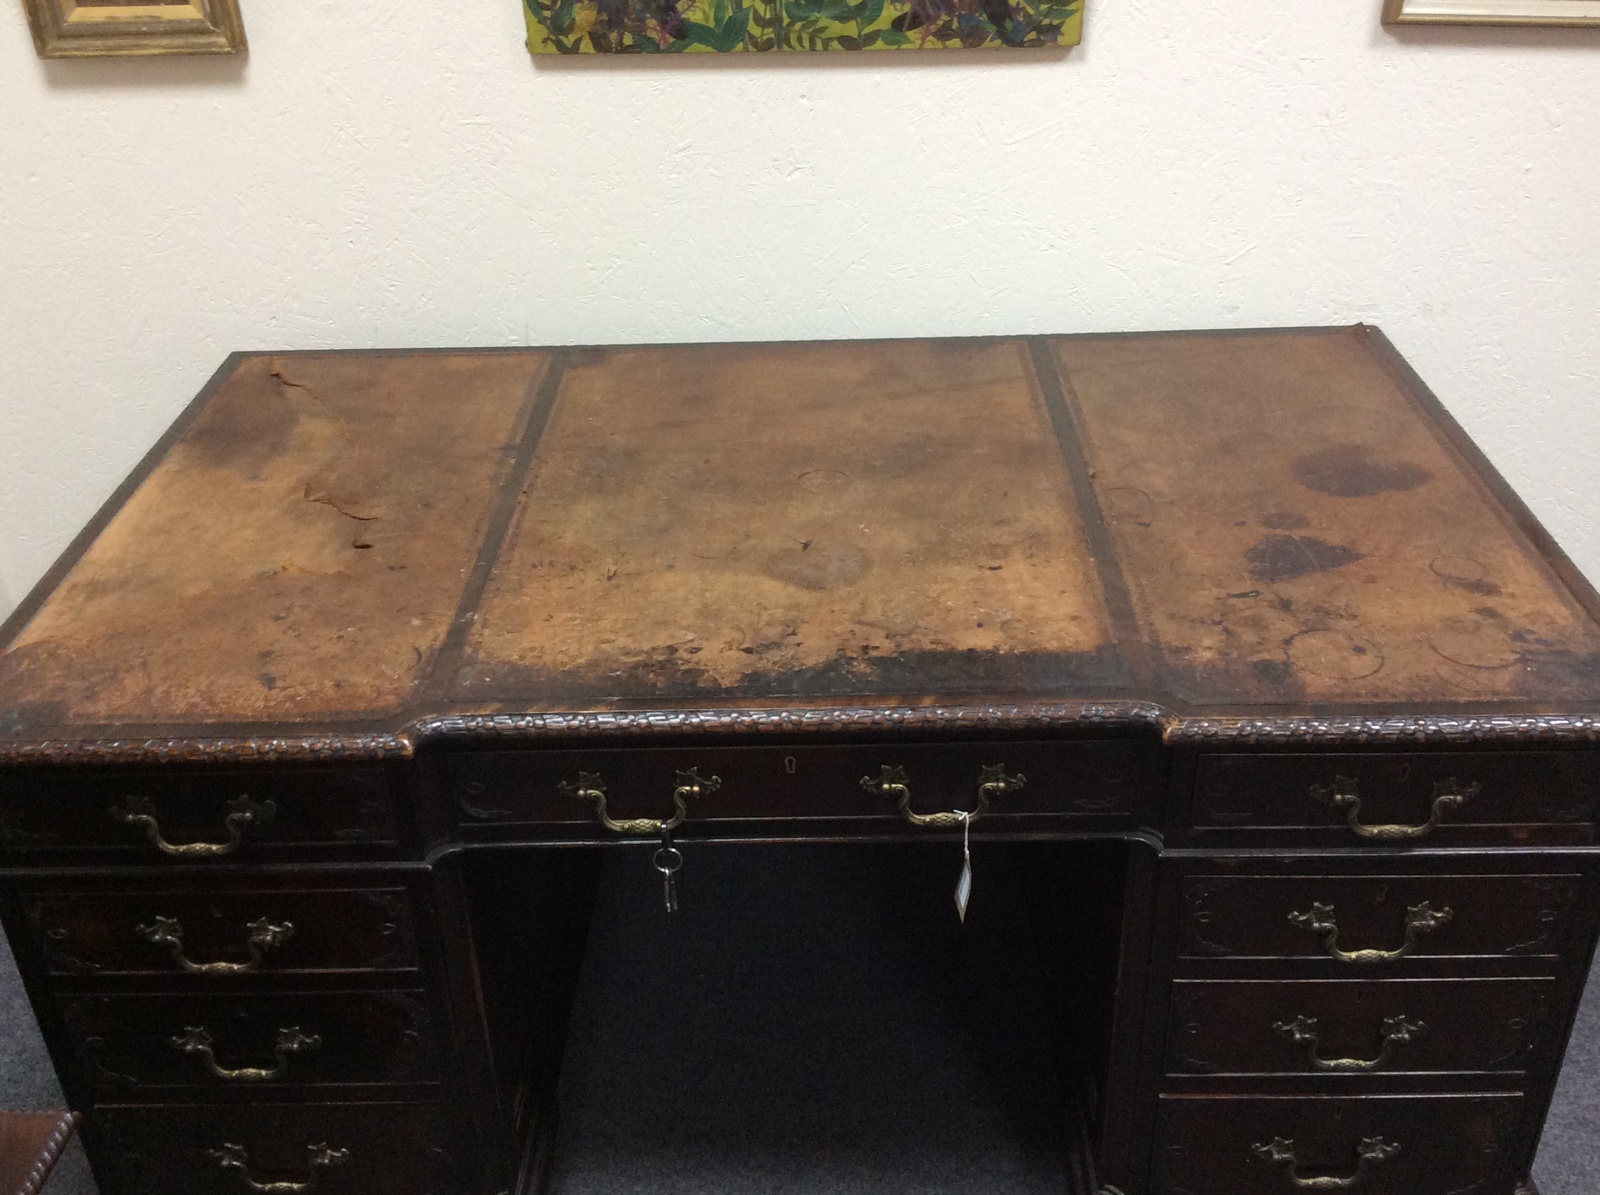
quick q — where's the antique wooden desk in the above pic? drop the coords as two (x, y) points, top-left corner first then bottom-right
(1, 328), (1597, 1195)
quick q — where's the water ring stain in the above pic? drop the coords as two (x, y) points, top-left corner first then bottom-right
(1285, 629), (1385, 681)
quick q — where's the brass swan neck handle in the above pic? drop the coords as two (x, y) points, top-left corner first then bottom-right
(861, 763), (1025, 828)
(135, 915), (295, 974)
(1272, 1014), (1427, 1072)
(171, 1025), (322, 1081)
(1252, 1136), (1400, 1190)
(1288, 901), (1452, 964)
(560, 768), (720, 835)
(207, 1143), (349, 1194)
(110, 793), (275, 857)
(1311, 775), (1478, 841)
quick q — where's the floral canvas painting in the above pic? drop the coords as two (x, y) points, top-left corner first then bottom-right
(525, 0), (1081, 52)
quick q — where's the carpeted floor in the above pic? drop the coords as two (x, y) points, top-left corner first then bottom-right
(3, 849), (1596, 1194)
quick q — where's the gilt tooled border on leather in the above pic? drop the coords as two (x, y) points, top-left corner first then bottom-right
(1, 708), (1598, 765)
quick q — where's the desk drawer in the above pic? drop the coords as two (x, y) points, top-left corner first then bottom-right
(1156, 1093), (1518, 1195)
(1179, 874), (1582, 964)
(95, 1102), (456, 1195)
(0, 766), (397, 860)
(446, 739), (1146, 834)
(1166, 978), (1551, 1077)
(1190, 751), (1597, 846)
(23, 886), (418, 977)
(61, 990), (436, 1096)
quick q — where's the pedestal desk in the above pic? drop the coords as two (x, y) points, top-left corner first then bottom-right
(1, 328), (1597, 1195)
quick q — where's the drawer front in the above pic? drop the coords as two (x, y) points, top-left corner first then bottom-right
(447, 739), (1148, 833)
(1191, 751), (1597, 845)
(24, 887), (418, 977)
(1166, 978), (1552, 1077)
(1156, 1093), (1519, 1195)
(1179, 874), (1582, 963)
(61, 991), (436, 1095)
(94, 1102), (456, 1195)
(0, 766), (397, 859)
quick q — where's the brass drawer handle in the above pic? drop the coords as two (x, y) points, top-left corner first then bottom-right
(1252, 1136), (1399, 1190)
(110, 793), (275, 857)
(860, 763), (1025, 828)
(1311, 775), (1478, 841)
(171, 1025), (322, 1081)
(1288, 901), (1452, 964)
(559, 768), (719, 835)
(1272, 1014), (1427, 1071)
(135, 915), (295, 974)
(207, 1143), (350, 1193)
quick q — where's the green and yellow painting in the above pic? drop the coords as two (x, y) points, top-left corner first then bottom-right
(525, 0), (1081, 52)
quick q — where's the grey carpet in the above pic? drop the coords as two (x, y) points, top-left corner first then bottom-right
(2, 848), (1596, 1194)
(548, 844), (1073, 1195)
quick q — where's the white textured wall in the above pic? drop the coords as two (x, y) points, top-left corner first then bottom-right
(1, 0), (1597, 620)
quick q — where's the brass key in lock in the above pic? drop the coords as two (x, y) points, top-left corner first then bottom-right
(654, 826), (683, 914)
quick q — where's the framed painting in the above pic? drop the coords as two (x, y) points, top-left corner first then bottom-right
(525, 0), (1083, 53)
(1383, 0), (1600, 23)
(23, 0), (247, 58)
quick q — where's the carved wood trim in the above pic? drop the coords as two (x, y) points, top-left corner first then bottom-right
(0, 733), (411, 767)
(2, 706), (1596, 766)
(1168, 715), (1600, 746)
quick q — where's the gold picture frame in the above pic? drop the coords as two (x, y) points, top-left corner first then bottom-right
(1383, 0), (1600, 24)
(23, 0), (247, 58)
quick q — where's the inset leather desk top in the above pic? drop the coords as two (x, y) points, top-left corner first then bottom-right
(2, 327), (1597, 759)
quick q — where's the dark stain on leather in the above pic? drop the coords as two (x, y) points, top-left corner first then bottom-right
(181, 366), (301, 478)
(1245, 535), (1364, 583)
(458, 645), (1130, 701)
(1292, 444), (1433, 498)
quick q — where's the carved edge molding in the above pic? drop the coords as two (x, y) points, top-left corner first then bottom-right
(0, 733), (412, 767)
(11, 1111), (80, 1195)
(2, 708), (1598, 766)
(1167, 714), (1600, 746)
(416, 702), (1167, 740)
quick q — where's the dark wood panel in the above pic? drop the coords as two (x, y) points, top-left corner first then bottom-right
(1155, 1093), (1519, 1195)
(22, 887), (418, 977)
(1178, 873), (1583, 963)
(59, 990), (436, 1095)
(93, 1102), (456, 1195)
(0, 766), (396, 860)
(447, 739), (1147, 833)
(1188, 750), (1598, 846)
(1165, 978), (1551, 1077)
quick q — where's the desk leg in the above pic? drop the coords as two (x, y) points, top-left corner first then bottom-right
(433, 849), (602, 1195)
(1096, 840), (1161, 1195)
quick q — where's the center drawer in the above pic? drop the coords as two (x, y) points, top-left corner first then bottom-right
(443, 738), (1150, 836)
